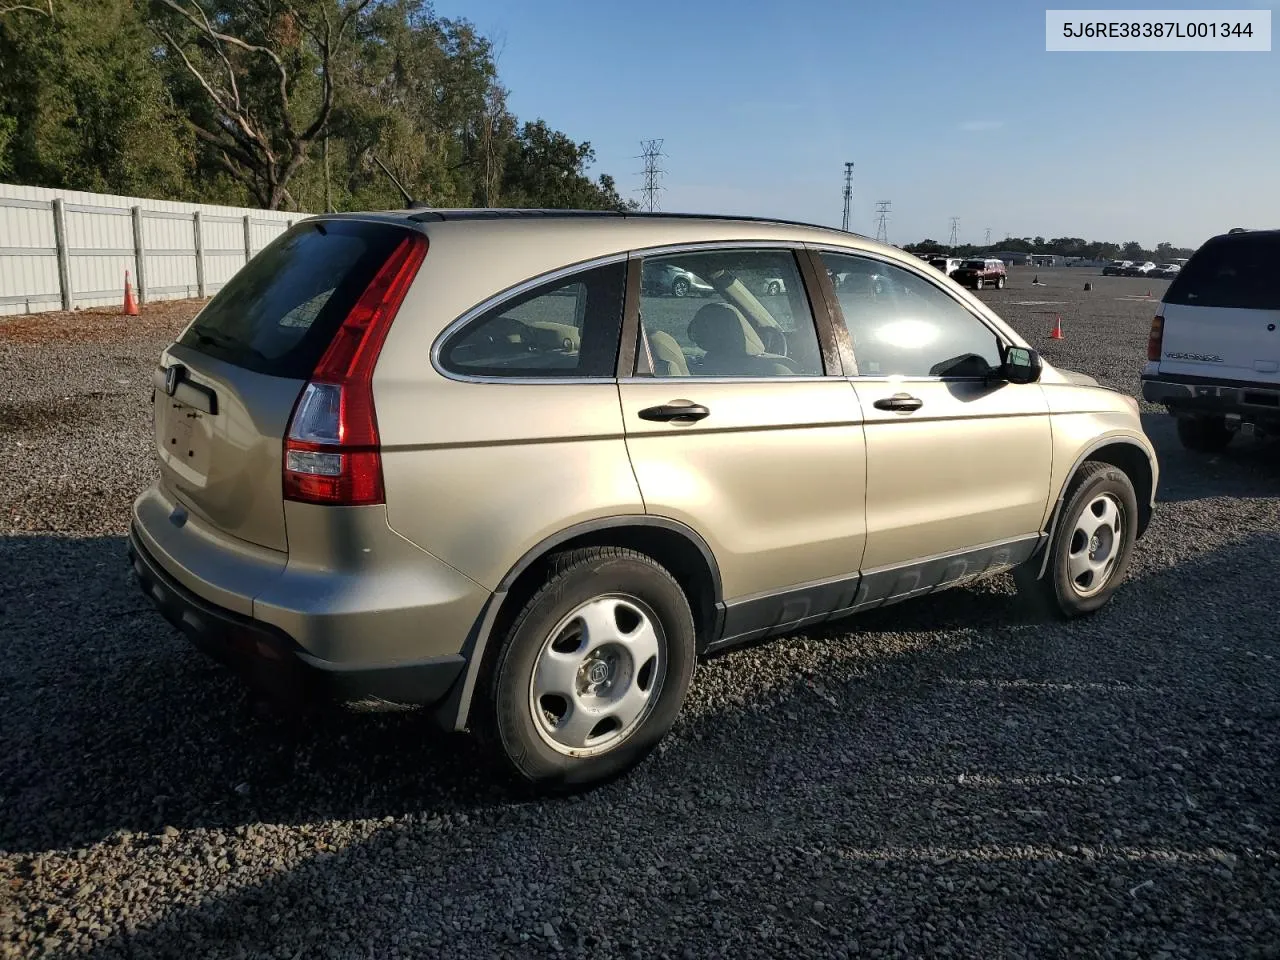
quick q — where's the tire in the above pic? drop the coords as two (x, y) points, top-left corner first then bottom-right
(766, 281), (781, 295)
(996, 275), (1006, 289)
(671, 277), (690, 298)
(1176, 415), (1233, 452)
(481, 547), (697, 792)
(975, 278), (985, 290)
(1014, 461), (1138, 619)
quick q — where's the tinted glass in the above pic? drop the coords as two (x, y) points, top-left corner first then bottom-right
(1164, 234), (1280, 310)
(637, 249), (823, 378)
(822, 252), (1003, 379)
(439, 261), (626, 378)
(178, 219), (412, 379)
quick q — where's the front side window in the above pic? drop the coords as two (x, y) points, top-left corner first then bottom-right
(438, 261), (626, 378)
(636, 248), (823, 378)
(821, 252), (1003, 379)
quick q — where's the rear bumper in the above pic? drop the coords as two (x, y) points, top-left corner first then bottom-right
(129, 523), (466, 709)
(1142, 374), (1280, 424)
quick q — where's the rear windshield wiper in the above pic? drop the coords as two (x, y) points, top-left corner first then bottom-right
(188, 326), (273, 365)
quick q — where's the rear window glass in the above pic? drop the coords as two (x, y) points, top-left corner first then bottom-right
(178, 219), (415, 378)
(1164, 234), (1280, 311)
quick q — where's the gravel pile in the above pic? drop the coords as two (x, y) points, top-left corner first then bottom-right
(3, 271), (1279, 959)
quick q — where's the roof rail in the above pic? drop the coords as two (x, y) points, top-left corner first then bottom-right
(405, 206), (868, 237)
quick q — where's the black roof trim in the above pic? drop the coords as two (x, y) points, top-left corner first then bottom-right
(406, 206), (867, 237)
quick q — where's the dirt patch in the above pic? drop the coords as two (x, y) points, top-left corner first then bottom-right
(0, 299), (204, 345)
(0, 394), (104, 434)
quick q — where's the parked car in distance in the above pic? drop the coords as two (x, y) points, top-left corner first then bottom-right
(1150, 263), (1181, 279)
(642, 261), (713, 298)
(1142, 228), (1280, 451)
(1102, 260), (1133, 276)
(755, 276), (788, 296)
(1122, 261), (1157, 277)
(928, 256), (962, 277)
(951, 257), (1008, 290)
(129, 209), (1158, 791)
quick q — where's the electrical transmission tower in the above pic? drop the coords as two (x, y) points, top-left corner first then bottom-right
(948, 217), (960, 249)
(985, 227), (992, 245)
(874, 201), (891, 243)
(637, 140), (666, 212)
(840, 162), (855, 231)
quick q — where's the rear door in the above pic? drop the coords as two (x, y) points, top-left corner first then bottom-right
(154, 217), (420, 552)
(618, 244), (868, 639)
(1158, 232), (1280, 385)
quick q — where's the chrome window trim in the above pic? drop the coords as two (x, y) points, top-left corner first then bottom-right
(618, 375), (834, 386)
(431, 252), (630, 385)
(630, 239), (810, 257)
(808, 244), (1014, 382)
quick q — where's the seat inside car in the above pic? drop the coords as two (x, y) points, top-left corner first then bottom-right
(687, 302), (795, 377)
(648, 329), (690, 377)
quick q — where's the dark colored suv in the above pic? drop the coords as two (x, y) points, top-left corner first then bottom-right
(952, 258), (1007, 290)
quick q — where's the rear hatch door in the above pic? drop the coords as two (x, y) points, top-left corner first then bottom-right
(1158, 232), (1280, 385)
(153, 217), (420, 552)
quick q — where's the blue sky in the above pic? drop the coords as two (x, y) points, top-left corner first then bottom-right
(438, 0), (1278, 248)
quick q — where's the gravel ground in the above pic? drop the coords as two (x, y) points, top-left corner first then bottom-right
(2, 269), (1279, 959)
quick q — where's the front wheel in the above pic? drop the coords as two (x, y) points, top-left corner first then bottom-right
(1014, 461), (1138, 618)
(996, 275), (1006, 289)
(481, 547), (697, 792)
(671, 277), (690, 298)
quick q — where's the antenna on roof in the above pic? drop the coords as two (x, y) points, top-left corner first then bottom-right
(371, 154), (427, 209)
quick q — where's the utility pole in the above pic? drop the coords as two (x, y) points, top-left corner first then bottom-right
(637, 140), (666, 212)
(874, 201), (891, 243)
(985, 227), (992, 246)
(948, 217), (960, 249)
(841, 162), (855, 232)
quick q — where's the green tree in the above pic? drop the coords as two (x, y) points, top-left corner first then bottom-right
(0, 0), (193, 197)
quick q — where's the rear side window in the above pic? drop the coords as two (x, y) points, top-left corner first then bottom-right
(178, 220), (417, 379)
(437, 261), (627, 378)
(1165, 234), (1280, 310)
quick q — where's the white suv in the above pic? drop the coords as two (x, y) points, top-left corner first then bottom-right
(1142, 229), (1280, 450)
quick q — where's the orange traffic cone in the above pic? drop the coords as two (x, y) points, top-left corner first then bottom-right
(1145, 289), (1152, 299)
(123, 269), (139, 316)
(1049, 315), (1064, 340)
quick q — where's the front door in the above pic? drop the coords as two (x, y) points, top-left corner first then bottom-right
(818, 250), (1052, 606)
(618, 245), (868, 644)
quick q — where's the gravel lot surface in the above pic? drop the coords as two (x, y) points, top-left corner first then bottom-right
(2, 269), (1279, 959)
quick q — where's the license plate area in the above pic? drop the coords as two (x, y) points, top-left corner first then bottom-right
(162, 399), (212, 477)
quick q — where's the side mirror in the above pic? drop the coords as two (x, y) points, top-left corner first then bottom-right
(1000, 345), (1043, 384)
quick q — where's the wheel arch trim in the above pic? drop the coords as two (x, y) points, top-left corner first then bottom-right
(1033, 435), (1157, 580)
(434, 515), (724, 732)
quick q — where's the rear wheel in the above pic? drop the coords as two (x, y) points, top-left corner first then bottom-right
(481, 547), (696, 792)
(1015, 461), (1138, 618)
(975, 278), (985, 290)
(1176, 415), (1233, 452)
(671, 276), (690, 298)
(996, 275), (1006, 289)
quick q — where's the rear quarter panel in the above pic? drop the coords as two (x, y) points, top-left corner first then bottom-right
(371, 223), (646, 590)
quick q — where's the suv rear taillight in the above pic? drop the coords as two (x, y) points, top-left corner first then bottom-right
(284, 232), (427, 506)
(1147, 314), (1164, 361)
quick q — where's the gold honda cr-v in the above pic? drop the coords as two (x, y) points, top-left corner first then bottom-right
(130, 210), (1158, 790)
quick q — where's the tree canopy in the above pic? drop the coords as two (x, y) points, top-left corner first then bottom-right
(903, 236), (1197, 262)
(0, 0), (632, 212)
